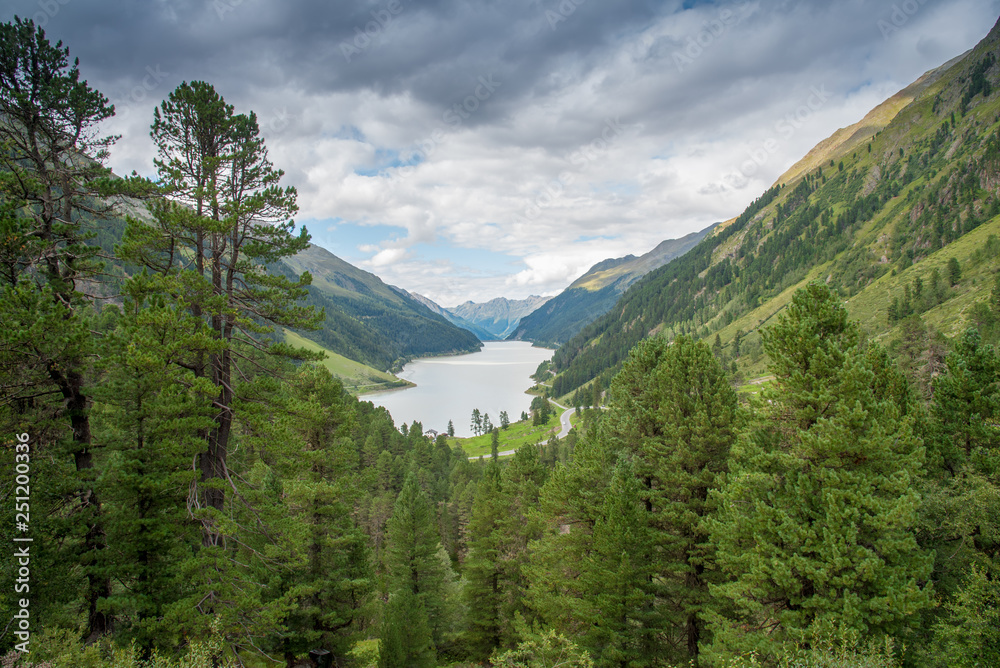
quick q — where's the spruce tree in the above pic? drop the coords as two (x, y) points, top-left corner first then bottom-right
(706, 284), (933, 662)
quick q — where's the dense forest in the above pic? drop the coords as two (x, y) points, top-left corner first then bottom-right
(1, 15), (1000, 668)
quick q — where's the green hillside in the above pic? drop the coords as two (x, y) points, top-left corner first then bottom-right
(551, 25), (1000, 399)
(281, 329), (412, 393)
(272, 243), (482, 372)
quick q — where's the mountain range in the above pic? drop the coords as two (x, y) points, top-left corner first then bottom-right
(548, 21), (1000, 399)
(508, 227), (712, 345)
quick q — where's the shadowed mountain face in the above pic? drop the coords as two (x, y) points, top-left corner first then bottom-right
(274, 244), (481, 370)
(549, 19), (1000, 398)
(508, 226), (713, 346)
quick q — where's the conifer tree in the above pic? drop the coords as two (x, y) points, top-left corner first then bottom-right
(464, 463), (505, 658)
(465, 445), (545, 659)
(378, 588), (435, 668)
(0, 16), (144, 639)
(278, 366), (372, 663)
(706, 284), (933, 662)
(600, 335), (737, 661)
(118, 81), (319, 547)
(526, 433), (618, 640)
(932, 328), (1000, 469)
(92, 275), (217, 650)
(383, 472), (451, 650)
(577, 455), (657, 667)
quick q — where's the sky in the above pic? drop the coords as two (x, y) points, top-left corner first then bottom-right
(6, 0), (999, 306)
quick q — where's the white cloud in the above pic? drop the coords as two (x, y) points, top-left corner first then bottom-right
(38, 0), (999, 303)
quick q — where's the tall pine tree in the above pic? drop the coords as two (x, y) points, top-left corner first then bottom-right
(706, 284), (933, 662)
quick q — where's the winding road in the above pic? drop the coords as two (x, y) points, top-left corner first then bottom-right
(470, 399), (574, 459)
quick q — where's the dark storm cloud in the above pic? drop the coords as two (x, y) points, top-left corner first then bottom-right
(4, 0), (670, 124)
(3, 0), (997, 304)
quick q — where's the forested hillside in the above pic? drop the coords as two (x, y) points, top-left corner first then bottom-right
(2, 14), (1000, 668)
(275, 245), (481, 372)
(551, 21), (1000, 399)
(509, 226), (711, 346)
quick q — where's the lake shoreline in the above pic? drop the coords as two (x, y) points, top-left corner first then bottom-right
(367, 342), (554, 437)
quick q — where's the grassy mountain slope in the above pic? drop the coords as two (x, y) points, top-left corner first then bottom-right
(551, 21), (1000, 399)
(281, 329), (412, 393)
(275, 244), (482, 371)
(508, 226), (712, 346)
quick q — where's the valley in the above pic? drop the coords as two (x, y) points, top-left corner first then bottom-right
(3, 6), (1000, 668)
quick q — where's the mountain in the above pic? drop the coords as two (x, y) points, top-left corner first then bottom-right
(550, 21), (1000, 399)
(508, 227), (712, 345)
(446, 295), (552, 340)
(394, 289), (497, 342)
(274, 244), (482, 371)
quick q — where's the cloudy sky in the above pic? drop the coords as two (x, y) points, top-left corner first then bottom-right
(6, 0), (998, 305)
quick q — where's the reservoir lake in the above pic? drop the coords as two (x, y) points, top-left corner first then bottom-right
(366, 341), (553, 438)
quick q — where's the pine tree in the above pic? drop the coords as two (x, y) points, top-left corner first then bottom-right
(0, 17), (144, 639)
(278, 366), (372, 663)
(120, 80), (319, 544)
(948, 256), (962, 286)
(383, 472), (451, 650)
(706, 284), (933, 662)
(600, 335), (737, 662)
(577, 455), (657, 667)
(932, 328), (1000, 469)
(378, 588), (435, 668)
(491, 428), (500, 461)
(472, 408), (483, 436)
(526, 433), (618, 642)
(91, 276), (216, 650)
(464, 464), (505, 659)
(465, 446), (546, 659)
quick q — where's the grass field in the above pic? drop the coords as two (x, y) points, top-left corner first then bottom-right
(450, 405), (566, 458)
(282, 329), (412, 394)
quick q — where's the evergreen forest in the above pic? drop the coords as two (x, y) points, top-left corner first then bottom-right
(1, 15), (999, 668)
